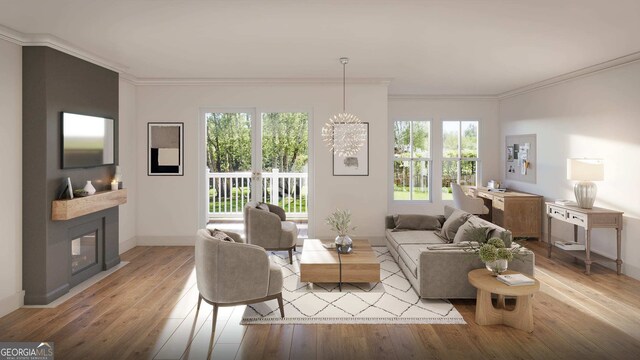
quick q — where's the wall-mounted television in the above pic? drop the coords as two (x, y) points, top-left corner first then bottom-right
(61, 112), (115, 169)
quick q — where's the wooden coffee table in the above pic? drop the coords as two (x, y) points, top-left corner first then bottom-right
(300, 239), (380, 290)
(468, 269), (540, 332)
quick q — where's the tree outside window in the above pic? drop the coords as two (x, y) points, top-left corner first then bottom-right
(442, 120), (479, 200)
(393, 120), (431, 201)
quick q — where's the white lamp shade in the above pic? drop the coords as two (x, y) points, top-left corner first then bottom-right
(567, 158), (604, 181)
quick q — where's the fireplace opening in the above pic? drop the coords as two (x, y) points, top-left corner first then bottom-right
(71, 231), (98, 275)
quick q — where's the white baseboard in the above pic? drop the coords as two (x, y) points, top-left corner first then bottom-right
(0, 290), (24, 318)
(119, 236), (137, 254)
(136, 236), (196, 246)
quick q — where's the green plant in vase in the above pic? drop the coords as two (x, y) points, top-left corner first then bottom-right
(463, 226), (523, 275)
(326, 209), (356, 254)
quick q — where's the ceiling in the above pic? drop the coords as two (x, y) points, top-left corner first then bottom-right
(1, 0), (639, 95)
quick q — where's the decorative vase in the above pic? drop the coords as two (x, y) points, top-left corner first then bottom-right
(83, 180), (96, 195)
(335, 235), (353, 254)
(485, 259), (508, 275)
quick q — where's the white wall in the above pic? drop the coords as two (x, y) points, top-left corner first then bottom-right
(500, 61), (640, 279)
(118, 79), (138, 253)
(135, 83), (389, 244)
(388, 97), (500, 215)
(0, 38), (23, 317)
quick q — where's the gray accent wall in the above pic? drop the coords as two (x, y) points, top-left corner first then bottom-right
(22, 46), (120, 305)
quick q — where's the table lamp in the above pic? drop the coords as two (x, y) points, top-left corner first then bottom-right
(567, 158), (604, 209)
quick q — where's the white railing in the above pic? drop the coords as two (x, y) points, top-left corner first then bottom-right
(207, 169), (308, 219)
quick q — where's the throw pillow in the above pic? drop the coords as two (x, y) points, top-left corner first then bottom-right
(444, 205), (457, 220)
(490, 229), (513, 247)
(392, 214), (442, 231)
(257, 203), (270, 212)
(440, 209), (472, 242)
(452, 220), (491, 243)
(209, 229), (234, 242)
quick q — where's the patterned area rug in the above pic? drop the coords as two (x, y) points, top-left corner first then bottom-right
(241, 247), (465, 324)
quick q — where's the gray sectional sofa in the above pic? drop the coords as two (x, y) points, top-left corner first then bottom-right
(385, 206), (535, 299)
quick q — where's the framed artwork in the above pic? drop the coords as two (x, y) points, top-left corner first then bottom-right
(333, 122), (369, 176)
(148, 122), (184, 176)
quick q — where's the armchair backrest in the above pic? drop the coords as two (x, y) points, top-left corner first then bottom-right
(195, 229), (271, 303)
(451, 183), (469, 209)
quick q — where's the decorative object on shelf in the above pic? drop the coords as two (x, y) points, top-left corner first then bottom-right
(326, 208), (356, 254)
(73, 189), (89, 197)
(83, 180), (96, 195)
(333, 122), (369, 176)
(114, 165), (123, 188)
(58, 177), (74, 200)
(322, 57), (367, 158)
(148, 122), (184, 176)
(111, 180), (119, 191)
(567, 158), (604, 209)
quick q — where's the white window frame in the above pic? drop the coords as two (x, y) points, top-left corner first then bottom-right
(441, 119), (481, 195)
(391, 119), (432, 202)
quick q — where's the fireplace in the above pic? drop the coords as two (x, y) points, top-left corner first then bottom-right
(68, 219), (105, 287)
(71, 231), (97, 275)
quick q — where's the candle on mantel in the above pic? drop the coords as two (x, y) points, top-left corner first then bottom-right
(111, 180), (119, 191)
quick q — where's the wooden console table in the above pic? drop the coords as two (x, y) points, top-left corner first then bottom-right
(546, 202), (623, 275)
(472, 187), (543, 240)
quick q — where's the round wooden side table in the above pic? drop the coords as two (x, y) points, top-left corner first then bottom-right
(467, 269), (540, 333)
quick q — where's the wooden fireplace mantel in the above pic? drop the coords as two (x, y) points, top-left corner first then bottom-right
(52, 189), (127, 221)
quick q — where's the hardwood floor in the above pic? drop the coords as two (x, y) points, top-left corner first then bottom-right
(2, 241), (640, 359)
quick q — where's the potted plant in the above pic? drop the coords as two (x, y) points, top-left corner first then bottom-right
(463, 227), (524, 275)
(326, 209), (355, 254)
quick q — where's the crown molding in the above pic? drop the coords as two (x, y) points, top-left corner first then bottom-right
(131, 77), (393, 86)
(497, 51), (640, 99)
(0, 24), (128, 74)
(388, 94), (498, 101)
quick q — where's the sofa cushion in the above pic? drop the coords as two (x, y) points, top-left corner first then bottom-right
(385, 229), (445, 251)
(393, 214), (442, 231)
(440, 209), (472, 241)
(397, 244), (428, 278)
(452, 220), (491, 243)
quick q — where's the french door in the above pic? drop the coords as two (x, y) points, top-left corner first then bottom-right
(204, 110), (309, 219)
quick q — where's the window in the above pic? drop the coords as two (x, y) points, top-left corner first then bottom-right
(393, 120), (431, 201)
(442, 120), (479, 200)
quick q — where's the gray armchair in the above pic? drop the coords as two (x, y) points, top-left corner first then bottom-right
(195, 229), (284, 359)
(244, 203), (298, 264)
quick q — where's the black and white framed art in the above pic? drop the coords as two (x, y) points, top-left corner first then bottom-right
(148, 122), (184, 176)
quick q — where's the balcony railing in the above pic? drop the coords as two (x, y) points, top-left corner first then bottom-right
(208, 169), (308, 219)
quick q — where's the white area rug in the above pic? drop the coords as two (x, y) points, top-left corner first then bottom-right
(241, 247), (465, 324)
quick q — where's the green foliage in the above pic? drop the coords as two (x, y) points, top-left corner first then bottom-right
(486, 237), (505, 249)
(326, 209), (356, 236)
(478, 244), (498, 262)
(206, 112), (308, 173)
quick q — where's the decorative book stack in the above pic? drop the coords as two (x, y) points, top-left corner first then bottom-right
(496, 273), (535, 286)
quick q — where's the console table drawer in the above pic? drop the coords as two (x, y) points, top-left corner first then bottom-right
(567, 211), (588, 227)
(478, 192), (493, 200)
(547, 205), (567, 221)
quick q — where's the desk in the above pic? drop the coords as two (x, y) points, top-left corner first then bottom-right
(546, 202), (623, 275)
(471, 187), (543, 240)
